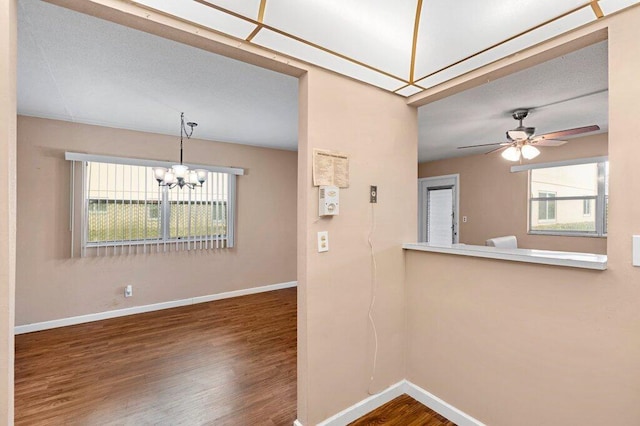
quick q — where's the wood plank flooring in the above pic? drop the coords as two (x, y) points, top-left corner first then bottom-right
(15, 287), (297, 425)
(348, 394), (456, 426)
(16, 287), (454, 425)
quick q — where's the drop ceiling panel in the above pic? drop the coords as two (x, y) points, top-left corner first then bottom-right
(396, 85), (423, 97)
(414, 0), (589, 81)
(252, 28), (405, 91)
(191, 0), (262, 19)
(599, 0), (640, 14)
(416, 7), (595, 89)
(262, 0), (415, 80)
(132, 0), (257, 39)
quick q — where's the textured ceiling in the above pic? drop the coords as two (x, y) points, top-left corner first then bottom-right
(417, 41), (608, 163)
(131, 0), (637, 96)
(17, 0), (299, 150)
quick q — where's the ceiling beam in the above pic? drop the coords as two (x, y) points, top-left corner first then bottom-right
(245, 0), (267, 42)
(590, 1), (605, 19)
(409, 0), (423, 84)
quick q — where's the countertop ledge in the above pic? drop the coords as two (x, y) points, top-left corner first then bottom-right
(403, 242), (607, 270)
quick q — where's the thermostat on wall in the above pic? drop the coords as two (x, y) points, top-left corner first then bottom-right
(319, 185), (339, 216)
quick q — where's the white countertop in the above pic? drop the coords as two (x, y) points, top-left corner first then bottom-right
(402, 242), (607, 270)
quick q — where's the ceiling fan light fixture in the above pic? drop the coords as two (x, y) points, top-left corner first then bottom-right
(507, 130), (529, 140)
(521, 144), (540, 160)
(501, 146), (521, 161)
(456, 108), (599, 159)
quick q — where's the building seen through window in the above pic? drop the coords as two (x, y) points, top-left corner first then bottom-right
(529, 160), (607, 236)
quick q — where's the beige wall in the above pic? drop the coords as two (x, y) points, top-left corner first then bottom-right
(16, 116), (297, 325)
(298, 70), (417, 424)
(8, 1), (417, 424)
(8, 2), (640, 426)
(0, 0), (16, 423)
(407, 6), (640, 425)
(14, 1), (418, 423)
(419, 133), (608, 253)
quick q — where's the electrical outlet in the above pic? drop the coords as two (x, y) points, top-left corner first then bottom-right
(370, 185), (377, 203)
(124, 285), (133, 298)
(317, 231), (329, 253)
(463, 216), (468, 223)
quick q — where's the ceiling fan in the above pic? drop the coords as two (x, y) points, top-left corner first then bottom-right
(457, 109), (600, 162)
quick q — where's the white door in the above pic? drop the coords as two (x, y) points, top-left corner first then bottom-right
(418, 175), (459, 244)
(427, 187), (454, 245)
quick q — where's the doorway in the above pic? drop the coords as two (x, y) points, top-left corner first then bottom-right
(418, 174), (459, 244)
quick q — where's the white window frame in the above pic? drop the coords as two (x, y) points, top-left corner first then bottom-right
(512, 156), (607, 238)
(537, 191), (557, 222)
(66, 152), (244, 257)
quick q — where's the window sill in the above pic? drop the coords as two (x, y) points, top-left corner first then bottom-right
(528, 231), (607, 238)
(402, 242), (607, 270)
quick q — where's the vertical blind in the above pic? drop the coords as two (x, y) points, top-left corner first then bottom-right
(66, 153), (243, 257)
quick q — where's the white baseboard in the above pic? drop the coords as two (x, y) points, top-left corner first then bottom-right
(15, 281), (297, 335)
(318, 381), (405, 426)
(294, 380), (484, 426)
(404, 381), (485, 426)
(293, 381), (405, 426)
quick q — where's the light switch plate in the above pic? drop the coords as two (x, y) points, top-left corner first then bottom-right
(633, 235), (640, 266)
(370, 185), (377, 203)
(317, 231), (329, 253)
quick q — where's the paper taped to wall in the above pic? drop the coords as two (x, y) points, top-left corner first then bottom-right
(313, 149), (349, 187)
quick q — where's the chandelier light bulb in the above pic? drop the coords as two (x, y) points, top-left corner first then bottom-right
(164, 171), (176, 184)
(172, 164), (188, 178)
(187, 170), (199, 185)
(195, 169), (208, 183)
(153, 167), (168, 183)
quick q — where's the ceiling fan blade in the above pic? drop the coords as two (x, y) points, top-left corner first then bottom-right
(536, 125), (600, 141)
(532, 139), (567, 147)
(485, 145), (510, 155)
(457, 142), (509, 149)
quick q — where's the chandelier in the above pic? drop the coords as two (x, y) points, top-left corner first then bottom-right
(153, 112), (207, 189)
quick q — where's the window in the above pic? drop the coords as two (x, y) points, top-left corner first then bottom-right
(528, 158), (608, 236)
(88, 199), (108, 214)
(67, 152), (242, 256)
(537, 191), (556, 221)
(147, 203), (160, 220)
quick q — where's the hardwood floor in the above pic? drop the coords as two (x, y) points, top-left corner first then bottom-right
(15, 287), (297, 425)
(349, 394), (456, 426)
(16, 288), (454, 425)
